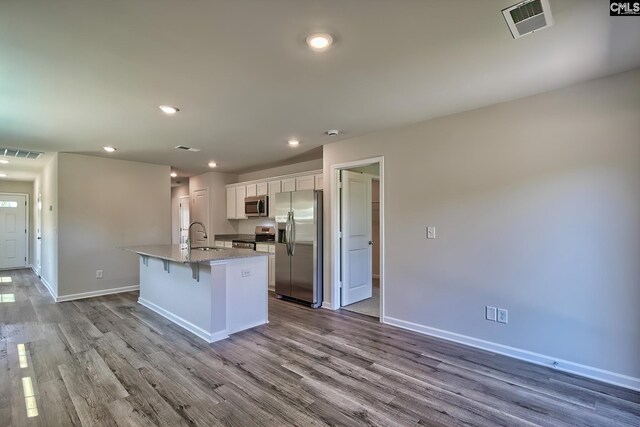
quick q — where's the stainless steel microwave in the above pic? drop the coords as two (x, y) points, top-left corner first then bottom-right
(245, 195), (269, 217)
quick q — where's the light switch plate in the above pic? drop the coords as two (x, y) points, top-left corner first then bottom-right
(96, 270), (103, 279)
(427, 226), (436, 239)
(497, 308), (508, 324)
(486, 306), (497, 321)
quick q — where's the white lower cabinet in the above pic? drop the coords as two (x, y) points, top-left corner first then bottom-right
(224, 241), (233, 248)
(214, 241), (225, 248)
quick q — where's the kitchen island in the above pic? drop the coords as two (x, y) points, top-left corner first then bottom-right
(124, 245), (268, 343)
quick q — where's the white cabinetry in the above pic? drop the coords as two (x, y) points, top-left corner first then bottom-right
(226, 170), (322, 220)
(235, 186), (246, 219)
(296, 175), (315, 191)
(256, 244), (276, 291)
(281, 178), (296, 192)
(268, 180), (281, 218)
(226, 187), (236, 219)
(257, 182), (268, 196)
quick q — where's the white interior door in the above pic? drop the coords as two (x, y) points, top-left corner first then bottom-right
(340, 171), (372, 306)
(0, 194), (27, 269)
(178, 195), (190, 245)
(191, 189), (209, 246)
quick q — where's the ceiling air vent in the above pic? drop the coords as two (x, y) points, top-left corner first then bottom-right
(502, 0), (553, 39)
(0, 147), (43, 160)
(174, 145), (201, 152)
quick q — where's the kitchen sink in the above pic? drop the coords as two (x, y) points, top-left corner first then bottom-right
(191, 246), (224, 251)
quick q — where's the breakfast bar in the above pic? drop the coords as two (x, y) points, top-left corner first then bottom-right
(124, 245), (269, 343)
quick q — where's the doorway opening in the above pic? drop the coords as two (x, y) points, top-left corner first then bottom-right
(330, 157), (384, 320)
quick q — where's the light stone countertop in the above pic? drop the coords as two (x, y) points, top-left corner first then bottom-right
(122, 244), (268, 264)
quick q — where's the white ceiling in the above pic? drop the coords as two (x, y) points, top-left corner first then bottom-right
(1, 0), (639, 181)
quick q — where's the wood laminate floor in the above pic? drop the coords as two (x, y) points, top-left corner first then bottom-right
(1, 268), (639, 426)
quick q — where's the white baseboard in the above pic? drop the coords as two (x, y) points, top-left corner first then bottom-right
(39, 275), (56, 300)
(56, 285), (139, 302)
(383, 316), (640, 392)
(138, 297), (228, 343)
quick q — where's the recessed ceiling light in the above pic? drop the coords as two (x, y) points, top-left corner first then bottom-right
(103, 146), (116, 153)
(159, 105), (180, 115)
(288, 139), (300, 147)
(170, 172), (178, 178)
(306, 33), (333, 51)
(0, 174), (6, 178)
(208, 161), (217, 168)
(0, 160), (8, 164)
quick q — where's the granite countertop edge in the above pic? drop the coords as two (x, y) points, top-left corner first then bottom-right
(121, 244), (268, 264)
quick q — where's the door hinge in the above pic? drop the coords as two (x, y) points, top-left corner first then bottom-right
(337, 231), (343, 238)
(338, 182), (343, 189)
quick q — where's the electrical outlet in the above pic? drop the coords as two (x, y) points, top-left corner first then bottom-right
(241, 268), (251, 277)
(427, 226), (436, 239)
(96, 270), (103, 279)
(486, 306), (497, 321)
(497, 308), (508, 324)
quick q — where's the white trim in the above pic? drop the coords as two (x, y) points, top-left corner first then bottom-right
(138, 297), (228, 343)
(226, 169), (323, 189)
(321, 301), (338, 311)
(56, 285), (139, 302)
(383, 316), (640, 392)
(329, 156), (385, 320)
(39, 275), (56, 300)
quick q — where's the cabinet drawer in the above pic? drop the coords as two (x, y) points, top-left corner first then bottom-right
(224, 241), (233, 248)
(255, 243), (270, 253)
(214, 241), (225, 248)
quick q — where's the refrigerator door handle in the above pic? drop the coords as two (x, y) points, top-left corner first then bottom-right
(290, 211), (296, 256)
(285, 211), (292, 256)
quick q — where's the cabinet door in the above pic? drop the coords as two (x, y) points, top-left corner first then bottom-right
(315, 174), (324, 190)
(256, 182), (268, 196)
(235, 186), (246, 219)
(269, 254), (276, 291)
(226, 187), (236, 219)
(246, 184), (257, 197)
(281, 178), (296, 192)
(268, 180), (281, 218)
(296, 175), (315, 191)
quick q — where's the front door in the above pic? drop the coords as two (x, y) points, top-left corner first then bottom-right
(0, 194), (27, 269)
(340, 171), (372, 306)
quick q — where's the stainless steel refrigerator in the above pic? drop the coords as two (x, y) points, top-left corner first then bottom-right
(275, 190), (322, 308)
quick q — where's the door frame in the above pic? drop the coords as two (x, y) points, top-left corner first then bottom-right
(0, 192), (30, 269)
(178, 195), (190, 245)
(329, 156), (385, 321)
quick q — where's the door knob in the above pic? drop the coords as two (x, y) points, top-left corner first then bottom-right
(368, 241), (373, 245)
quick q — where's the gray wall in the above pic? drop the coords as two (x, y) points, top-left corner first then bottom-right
(57, 153), (171, 297)
(237, 159), (322, 182)
(323, 69), (640, 380)
(0, 180), (35, 266)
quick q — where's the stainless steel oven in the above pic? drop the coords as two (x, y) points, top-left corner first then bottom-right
(244, 195), (268, 217)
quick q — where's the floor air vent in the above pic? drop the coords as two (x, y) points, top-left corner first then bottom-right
(502, 0), (553, 39)
(0, 147), (43, 160)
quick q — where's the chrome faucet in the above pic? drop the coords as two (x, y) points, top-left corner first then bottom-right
(187, 221), (208, 252)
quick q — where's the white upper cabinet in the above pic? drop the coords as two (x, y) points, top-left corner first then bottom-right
(246, 184), (257, 197)
(257, 182), (268, 196)
(281, 178), (296, 192)
(235, 186), (246, 219)
(268, 180), (281, 218)
(315, 174), (324, 190)
(296, 175), (315, 191)
(226, 187), (237, 219)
